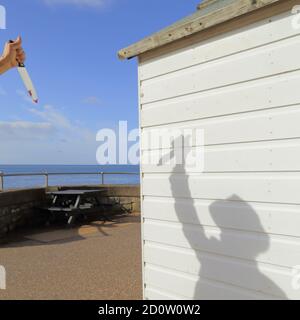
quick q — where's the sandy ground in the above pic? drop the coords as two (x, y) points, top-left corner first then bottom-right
(0, 213), (142, 300)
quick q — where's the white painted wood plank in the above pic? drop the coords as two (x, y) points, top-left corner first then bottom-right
(141, 71), (300, 127)
(144, 243), (296, 299)
(141, 35), (300, 104)
(143, 197), (300, 237)
(139, 12), (297, 80)
(143, 220), (300, 268)
(145, 264), (280, 300)
(141, 105), (300, 149)
(142, 172), (300, 204)
(142, 139), (300, 173)
(145, 286), (188, 300)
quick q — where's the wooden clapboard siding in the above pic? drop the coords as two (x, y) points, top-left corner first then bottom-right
(144, 243), (295, 299)
(144, 264), (280, 300)
(141, 139), (300, 172)
(139, 10), (300, 300)
(143, 197), (300, 237)
(145, 286), (189, 300)
(142, 105), (300, 149)
(143, 173), (300, 204)
(139, 12), (300, 80)
(141, 35), (300, 105)
(141, 72), (300, 128)
(143, 220), (300, 269)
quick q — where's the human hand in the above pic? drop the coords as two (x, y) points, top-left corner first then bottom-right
(0, 36), (26, 74)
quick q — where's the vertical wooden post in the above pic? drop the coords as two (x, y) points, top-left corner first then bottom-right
(44, 172), (49, 190)
(0, 171), (3, 192)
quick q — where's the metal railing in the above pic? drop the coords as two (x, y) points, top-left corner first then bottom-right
(0, 171), (140, 192)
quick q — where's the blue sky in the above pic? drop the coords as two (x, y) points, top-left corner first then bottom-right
(0, 0), (200, 164)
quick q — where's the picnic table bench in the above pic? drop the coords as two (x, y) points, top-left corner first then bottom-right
(44, 189), (107, 225)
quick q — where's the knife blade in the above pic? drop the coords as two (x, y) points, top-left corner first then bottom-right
(17, 63), (38, 104)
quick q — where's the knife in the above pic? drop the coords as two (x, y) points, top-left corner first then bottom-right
(17, 63), (38, 104)
(9, 40), (38, 104)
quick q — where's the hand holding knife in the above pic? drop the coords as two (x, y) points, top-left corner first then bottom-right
(8, 38), (38, 104)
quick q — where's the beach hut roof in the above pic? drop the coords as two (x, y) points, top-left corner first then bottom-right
(118, 0), (282, 60)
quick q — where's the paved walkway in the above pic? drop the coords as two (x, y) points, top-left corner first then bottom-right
(0, 213), (142, 300)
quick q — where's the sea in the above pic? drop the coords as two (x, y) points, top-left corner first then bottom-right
(0, 165), (140, 190)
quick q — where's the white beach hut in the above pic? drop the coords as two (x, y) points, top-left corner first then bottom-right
(119, 0), (300, 300)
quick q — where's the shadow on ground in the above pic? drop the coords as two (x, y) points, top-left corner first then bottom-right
(1, 211), (141, 248)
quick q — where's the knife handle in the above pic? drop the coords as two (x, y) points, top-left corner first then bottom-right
(9, 39), (24, 68)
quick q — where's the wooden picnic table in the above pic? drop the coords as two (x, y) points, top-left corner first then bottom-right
(45, 189), (107, 225)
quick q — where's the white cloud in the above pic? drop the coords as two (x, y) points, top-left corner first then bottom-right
(0, 104), (99, 164)
(29, 104), (96, 142)
(43, 0), (110, 8)
(0, 121), (54, 140)
(29, 105), (73, 129)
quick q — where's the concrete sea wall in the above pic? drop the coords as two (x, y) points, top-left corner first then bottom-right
(0, 188), (46, 240)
